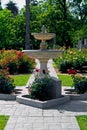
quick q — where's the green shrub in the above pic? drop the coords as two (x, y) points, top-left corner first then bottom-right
(18, 54), (35, 73)
(29, 76), (52, 101)
(0, 69), (15, 94)
(74, 57), (87, 71)
(59, 60), (74, 73)
(72, 75), (87, 94)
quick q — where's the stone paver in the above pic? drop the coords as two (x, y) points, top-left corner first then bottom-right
(0, 99), (86, 130)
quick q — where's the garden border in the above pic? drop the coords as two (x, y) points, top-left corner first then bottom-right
(70, 94), (87, 100)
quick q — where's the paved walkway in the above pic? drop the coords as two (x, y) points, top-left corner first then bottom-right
(1, 99), (87, 130)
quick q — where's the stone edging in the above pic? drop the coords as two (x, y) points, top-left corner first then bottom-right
(16, 95), (70, 109)
(0, 93), (16, 100)
(70, 94), (87, 100)
(0, 93), (87, 101)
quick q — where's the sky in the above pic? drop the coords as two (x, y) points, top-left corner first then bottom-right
(1, 0), (25, 10)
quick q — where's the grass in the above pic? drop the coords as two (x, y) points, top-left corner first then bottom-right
(76, 115), (87, 130)
(58, 74), (73, 86)
(11, 73), (73, 87)
(0, 115), (9, 130)
(11, 74), (31, 86)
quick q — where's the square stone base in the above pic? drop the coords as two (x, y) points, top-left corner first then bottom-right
(50, 77), (61, 98)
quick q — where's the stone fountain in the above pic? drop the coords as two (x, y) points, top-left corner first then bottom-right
(17, 25), (70, 108)
(22, 25), (63, 77)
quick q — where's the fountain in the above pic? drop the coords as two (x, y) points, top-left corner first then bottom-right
(17, 25), (70, 108)
(22, 25), (63, 77)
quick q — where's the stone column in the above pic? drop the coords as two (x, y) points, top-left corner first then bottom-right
(39, 58), (48, 77)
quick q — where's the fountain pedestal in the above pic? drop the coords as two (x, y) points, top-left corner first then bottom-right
(39, 59), (48, 77)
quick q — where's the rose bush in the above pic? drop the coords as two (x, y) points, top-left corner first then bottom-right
(29, 69), (52, 101)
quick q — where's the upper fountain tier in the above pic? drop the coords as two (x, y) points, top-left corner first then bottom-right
(23, 25), (64, 60)
(32, 25), (56, 50)
(32, 33), (55, 41)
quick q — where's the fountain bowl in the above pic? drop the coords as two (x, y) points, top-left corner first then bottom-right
(22, 50), (64, 60)
(32, 33), (55, 41)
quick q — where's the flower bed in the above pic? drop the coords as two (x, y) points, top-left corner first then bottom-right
(0, 49), (35, 74)
(54, 48), (87, 73)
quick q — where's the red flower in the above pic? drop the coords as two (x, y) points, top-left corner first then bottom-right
(0, 50), (2, 53)
(43, 69), (46, 74)
(35, 68), (39, 72)
(67, 69), (77, 74)
(16, 51), (23, 57)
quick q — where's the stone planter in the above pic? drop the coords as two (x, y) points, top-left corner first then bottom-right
(16, 95), (70, 109)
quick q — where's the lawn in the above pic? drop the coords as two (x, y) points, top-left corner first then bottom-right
(11, 74), (31, 86)
(58, 74), (73, 86)
(0, 115), (9, 130)
(11, 73), (73, 87)
(76, 115), (87, 130)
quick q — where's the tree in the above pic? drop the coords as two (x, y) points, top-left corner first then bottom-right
(0, 9), (25, 49)
(38, 0), (73, 48)
(68, 0), (87, 45)
(6, 0), (18, 16)
(31, 0), (38, 6)
(25, 0), (30, 49)
(70, 0), (87, 22)
(0, 0), (2, 10)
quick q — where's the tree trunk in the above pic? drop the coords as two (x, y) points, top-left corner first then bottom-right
(25, 0), (30, 50)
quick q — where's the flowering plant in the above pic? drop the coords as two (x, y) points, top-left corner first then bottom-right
(54, 48), (87, 73)
(72, 74), (87, 94)
(67, 68), (77, 74)
(29, 69), (52, 101)
(67, 68), (87, 94)
(0, 49), (35, 74)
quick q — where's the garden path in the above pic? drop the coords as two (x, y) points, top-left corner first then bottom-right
(2, 99), (87, 130)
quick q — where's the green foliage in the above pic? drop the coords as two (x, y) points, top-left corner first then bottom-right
(76, 115), (87, 130)
(0, 1), (87, 49)
(0, 50), (35, 74)
(72, 75), (87, 94)
(54, 48), (87, 73)
(0, 115), (9, 130)
(0, 9), (25, 50)
(0, 69), (15, 94)
(30, 76), (52, 101)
